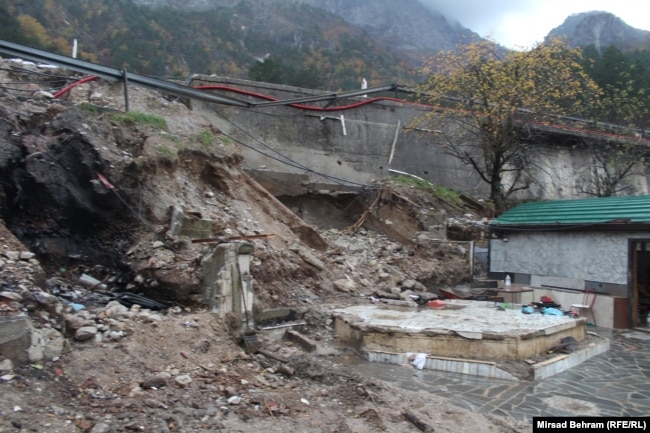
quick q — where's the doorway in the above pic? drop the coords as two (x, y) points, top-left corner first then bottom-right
(631, 240), (650, 328)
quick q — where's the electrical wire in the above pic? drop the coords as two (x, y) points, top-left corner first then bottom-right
(0, 65), (96, 97)
(47, 72), (648, 143)
(193, 84), (422, 112)
(44, 75), (649, 207)
(3, 47), (643, 140)
(194, 84), (649, 142)
(5, 70), (494, 246)
(96, 173), (178, 253)
(0, 84), (61, 93)
(225, 128), (375, 189)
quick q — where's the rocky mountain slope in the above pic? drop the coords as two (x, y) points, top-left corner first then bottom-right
(546, 11), (650, 51)
(296, 0), (479, 64)
(133, 0), (479, 58)
(0, 58), (527, 432)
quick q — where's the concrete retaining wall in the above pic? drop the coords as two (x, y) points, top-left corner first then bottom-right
(190, 76), (649, 200)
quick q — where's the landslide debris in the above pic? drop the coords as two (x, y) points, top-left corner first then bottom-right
(0, 59), (526, 433)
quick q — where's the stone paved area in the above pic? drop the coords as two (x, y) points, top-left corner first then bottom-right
(348, 328), (650, 423)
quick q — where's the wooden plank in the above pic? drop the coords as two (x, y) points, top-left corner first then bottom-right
(191, 234), (275, 244)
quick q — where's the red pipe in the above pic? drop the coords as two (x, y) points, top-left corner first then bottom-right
(52, 77), (647, 144)
(196, 84), (648, 143)
(53, 75), (99, 99)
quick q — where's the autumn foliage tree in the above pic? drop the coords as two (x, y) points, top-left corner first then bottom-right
(416, 38), (602, 213)
(16, 14), (48, 48)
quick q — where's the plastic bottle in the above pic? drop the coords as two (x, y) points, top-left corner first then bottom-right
(505, 275), (511, 291)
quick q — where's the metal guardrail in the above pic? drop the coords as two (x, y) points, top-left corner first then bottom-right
(0, 40), (413, 110)
(0, 40), (251, 107)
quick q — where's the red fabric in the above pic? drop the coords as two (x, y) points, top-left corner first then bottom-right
(427, 299), (446, 308)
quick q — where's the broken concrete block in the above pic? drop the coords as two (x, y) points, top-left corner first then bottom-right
(168, 206), (184, 237)
(289, 244), (325, 270)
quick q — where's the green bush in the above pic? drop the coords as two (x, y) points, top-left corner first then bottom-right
(109, 111), (168, 130)
(195, 130), (214, 147)
(390, 175), (462, 207)
(156, 145), (178, 160)
(76, 102), (99, 113)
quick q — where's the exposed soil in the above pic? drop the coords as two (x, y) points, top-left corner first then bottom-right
(0, 59), (530, 432)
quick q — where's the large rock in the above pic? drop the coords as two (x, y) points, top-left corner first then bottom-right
(0, 316), (31, 363)
(0, 316), (65, 364)
(333, 277), (357, 293)
(27, 327), (65, 362)
(75, 326), (98, 341)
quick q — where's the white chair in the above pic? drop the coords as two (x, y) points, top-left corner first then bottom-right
(571, 289), (597, 326)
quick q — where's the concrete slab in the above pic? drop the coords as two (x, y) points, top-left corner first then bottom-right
(333, 300), (586, 361)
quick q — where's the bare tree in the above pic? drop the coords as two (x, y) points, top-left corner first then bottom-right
(577, 139), (648, 197)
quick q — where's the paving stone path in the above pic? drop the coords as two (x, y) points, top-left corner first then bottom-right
(350, 328), (650, 422)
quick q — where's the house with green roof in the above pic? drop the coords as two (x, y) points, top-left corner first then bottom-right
(489, 195), (650, 329)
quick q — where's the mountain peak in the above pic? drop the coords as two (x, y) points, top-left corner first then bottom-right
(546, 10), (649, 51)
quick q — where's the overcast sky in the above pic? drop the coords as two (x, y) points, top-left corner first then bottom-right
(419, 0), (650, 49)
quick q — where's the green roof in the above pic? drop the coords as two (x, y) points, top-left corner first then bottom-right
(491, 195), (650, 228)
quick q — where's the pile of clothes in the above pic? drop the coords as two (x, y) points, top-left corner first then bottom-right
(522, 296), (567, 316)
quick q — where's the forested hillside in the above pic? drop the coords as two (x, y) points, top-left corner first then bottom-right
(1, 0), (650, 121)
(0, 0), (419, 90)
(581, 45), (650, 127)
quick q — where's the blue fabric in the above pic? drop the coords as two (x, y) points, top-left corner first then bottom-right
(542, 307), (563, 316)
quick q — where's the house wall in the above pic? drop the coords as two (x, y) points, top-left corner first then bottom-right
(489, 230), (649, 328)
(490, 231), (644, 289)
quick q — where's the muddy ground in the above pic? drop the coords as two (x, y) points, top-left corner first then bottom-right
(0, 58), (530, 432)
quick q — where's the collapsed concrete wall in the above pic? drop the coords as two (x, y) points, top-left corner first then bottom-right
(200, 243), (254, 324)
(170, 206), (256, 329)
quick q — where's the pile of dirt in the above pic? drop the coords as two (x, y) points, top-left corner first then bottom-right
(0, 58), (530, 432)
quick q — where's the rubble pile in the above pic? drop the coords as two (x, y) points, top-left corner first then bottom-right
(322, 227), (469, 304)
